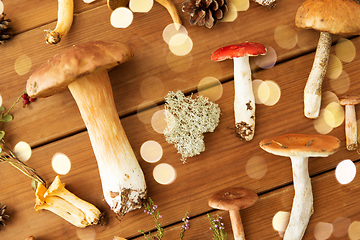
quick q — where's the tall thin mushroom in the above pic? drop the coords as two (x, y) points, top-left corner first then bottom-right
(211, 42), (267, 141)
(295, 0), (360, 119)
(339, 95), (360, 151)
(260, 134), (340, 240)
(26, 40), (147, 217)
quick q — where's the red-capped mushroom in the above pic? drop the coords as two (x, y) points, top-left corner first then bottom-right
(208, 187), (258, 240)
(211, 42), (267, 141)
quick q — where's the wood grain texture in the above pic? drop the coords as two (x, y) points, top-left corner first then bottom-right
(0, 0), (359, 239)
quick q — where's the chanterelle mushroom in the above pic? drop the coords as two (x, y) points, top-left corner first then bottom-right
(26, 40), (147, 217)
(295, 0), (360, 118)
(211, 42), (267, 141)
(260, 134), (340, 240)
(339, 95), (360, 151)
(208, 187), (258, 240)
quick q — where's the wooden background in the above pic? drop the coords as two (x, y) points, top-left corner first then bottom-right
(1, 0), (359, 239)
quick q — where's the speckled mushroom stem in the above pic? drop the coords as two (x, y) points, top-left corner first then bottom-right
(284, 156), (313, 240)
(45, 0), (74, 44)
(67, 69), (147, 217)
(304, 31), (332, 119)
(344, 104), (358, 151)
(234, 56), (256, 141)
(229, 210), (246, 240)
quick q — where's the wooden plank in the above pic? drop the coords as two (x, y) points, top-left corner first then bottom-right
(0, 0), (339, 147)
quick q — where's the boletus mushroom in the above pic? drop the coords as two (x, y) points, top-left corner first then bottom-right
(339, 95), (360, 151)
(26, 40), (147, 217)
(211, 42), (267, 141)
(260, 134), (340, 240)
(295, 0), (360, 118)
(208, 187), (258, 240)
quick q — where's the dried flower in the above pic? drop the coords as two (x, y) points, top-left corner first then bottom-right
(139, 198), (164, 240)
(179, 211), (190, 239)
(208, 213), (227, 240)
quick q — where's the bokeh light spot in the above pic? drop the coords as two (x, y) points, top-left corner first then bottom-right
(329, 70), (350, 95)
(137, 101), (160, 124)
(348, 221), (360, 240)
(335, 159), (356, 185)
(326, 55), (342, 79)
(272, 211), (290, 233)
(220, 2), (237, 22)
(322, 91), (339, 108)
(14, 54), (32, 76)
(253, 79), (269, 104)
(14, 141), (32, 162)
(163, 23), (188, 45)
(140, 140), (163, 163)
(232, 0), (250, 11)
(314, 222), (333, 240)
(323, 102), (344, 128)
(129, 0), (153, 12)
(110, 7), (133, 28)
(262, 80), (281, 106)
(335, 38), (356, 63)
(197, 77), (223, 102)
(166, 52), (193, 72)
(246, 156), (267, 179)
(83, 0), (96, 3)
(151, 109), (167, 134)
(0, 94), (3, 107)
(254, 45), (277, 69)
(169, 34), (193, 56)
(314, 109), (334, 134)
(52, 153), (71, 175)
(153, 163), (177, 185)
(332, 217), (351, 238)
(140, 76), (164, 100)
(274, 25), (298, 49)
(0, 1), (4, 15)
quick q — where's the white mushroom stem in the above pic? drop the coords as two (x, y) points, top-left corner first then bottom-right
(283, 156), (313, 240)
(304, 31), (332, 119)
(344, 105), (358, 151)
(45, 0), (74, 44)
(155, 0), (182, 29)
(233, 56), (256, 141)
(67, 68), (147, 217)
(229, 210), (246, 240)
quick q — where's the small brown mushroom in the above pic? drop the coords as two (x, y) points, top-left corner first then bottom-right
(208, 187), (258, 240)
(295, 0), (360, 118)
(260, 134), (340, 240)
(339, 95), (360, 151)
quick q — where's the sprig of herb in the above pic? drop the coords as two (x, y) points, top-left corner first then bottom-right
(207, 213), (227, 240)
(139, 198), (190, 239)
(139, 198), (164, 240)
(179, 211), (189, 239)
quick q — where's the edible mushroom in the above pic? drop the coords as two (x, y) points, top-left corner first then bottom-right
(295, 0), (360, 118)
(211, 42), (267, 141)
(26, 40), (147, 217)
(260, 134), (340, 240)
(45, 0), (74, 44)
(208, 187), (258, 240)
(339, 95), (360, 151)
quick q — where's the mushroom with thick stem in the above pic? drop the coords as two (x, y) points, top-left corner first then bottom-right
(339, 95), (360, 151)
(35, 175), (102, 228)
(45, 0), (74, 44)
(260, 133), (340, 240)
(26, 40), (147, 217)
(211, 42), (267, 141)
(295, 0), (360, 119)
(208, 187), (258, 240)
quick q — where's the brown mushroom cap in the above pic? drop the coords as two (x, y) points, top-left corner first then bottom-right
(339, 95), (360, 106)
(26, 40), (134, 98)
(295, 0), (360, 35)
(208, 187), (258, 211)
(259, 133), (340, 157)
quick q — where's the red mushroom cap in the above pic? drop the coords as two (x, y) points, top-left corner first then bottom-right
(211, 42), (267, 61)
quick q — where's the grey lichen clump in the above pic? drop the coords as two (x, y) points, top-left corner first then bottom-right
(164, 90), (221, 162)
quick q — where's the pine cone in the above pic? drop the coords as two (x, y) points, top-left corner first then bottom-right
(0, 203), (9, 229)
(0, 13), (12, 45)
(182, 0), (228, 28)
